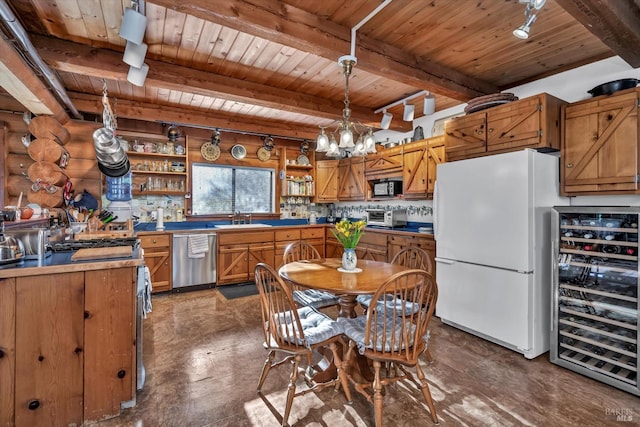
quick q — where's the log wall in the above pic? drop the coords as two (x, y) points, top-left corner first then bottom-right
(1, 112), (101, 209)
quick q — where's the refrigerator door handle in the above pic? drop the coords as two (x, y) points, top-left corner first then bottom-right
(434, 257), (454, 265)
(433, 180), (440, 240)
(550, 239), (557, 333)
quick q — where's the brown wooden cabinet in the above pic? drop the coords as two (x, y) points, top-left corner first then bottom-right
(325, 227), (343, 258)
(315, 159), (339, 202)
(387, 234), (436, 273)
(302, 227), (325, 258)
(561, 88), (639, 195)
(445, 93), (566, 162)
(443, 112), (487, 161)
(355, 230), (387, 261)
(402, 140), (428, 199)
(364, 145), (403, 180)
(218, 231), (274, 284)
(426, 136), (445, 198)
(399, 136), (445, 200)
(274, 228), (301, 271)
(139, 233), (172, 293)
(0, 278), (15, 427)
(274, 227), (325, 270)
(84, 268), (136, 421)
(0, 268), (136, 426)
(338, 157), (366, 200)
(15, 273), (85, 427)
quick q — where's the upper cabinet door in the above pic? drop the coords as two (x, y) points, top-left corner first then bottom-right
(364, 145), (403, 180)
(562, 89), (639, 195)
(486, 93), (565, 154)
(486, 97), (541, 153)
(338, 157), (365, 201)
(402, 140), (428, 199)
(315, 160), (339, 202)
(426, 136), (445, 198)
(444, 113), (487, 161)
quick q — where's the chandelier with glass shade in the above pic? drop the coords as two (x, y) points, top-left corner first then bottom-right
(315, 55), (376, 158)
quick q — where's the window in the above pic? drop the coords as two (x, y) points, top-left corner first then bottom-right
(191, 163), (275, 215)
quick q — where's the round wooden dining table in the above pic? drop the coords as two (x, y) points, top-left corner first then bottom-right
(278, 258), (410, 318)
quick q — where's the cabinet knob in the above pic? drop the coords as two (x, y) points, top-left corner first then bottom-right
(566, 163), (574, 168)
(152, 239), (157, 244)
(28, 400), (40, 410)
(117, 369), (127, 379)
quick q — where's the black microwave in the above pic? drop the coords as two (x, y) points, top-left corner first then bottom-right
(372, 181), (402, 197)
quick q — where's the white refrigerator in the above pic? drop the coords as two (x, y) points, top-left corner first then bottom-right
(434, 149), (567, 359)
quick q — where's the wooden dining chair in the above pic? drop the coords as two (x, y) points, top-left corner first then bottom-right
(340, 269), (439, 427)
(254, 263), (352, 426)
(357, 246), (436, 363)
(282, 241), (340, 310)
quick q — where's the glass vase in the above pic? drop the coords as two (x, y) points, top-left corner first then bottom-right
(342, 248), (357, 271)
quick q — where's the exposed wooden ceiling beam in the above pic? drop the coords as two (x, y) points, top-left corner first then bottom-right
(555, 0), (640, 68)
(32, 35), (386, 127)
(0, 33), (69, 123)
(69, 92), (321, 140)
(150, 0), (498, 101)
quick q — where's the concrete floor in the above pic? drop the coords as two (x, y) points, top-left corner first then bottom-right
(95, 287), (639, 426)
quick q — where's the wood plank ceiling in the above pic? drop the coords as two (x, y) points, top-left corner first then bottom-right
(1, 0), (639, 141)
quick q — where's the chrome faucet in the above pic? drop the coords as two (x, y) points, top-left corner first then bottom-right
(228, 211), (252, 224)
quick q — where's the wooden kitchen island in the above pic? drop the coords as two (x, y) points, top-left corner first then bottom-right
(0, 250), (143, 426)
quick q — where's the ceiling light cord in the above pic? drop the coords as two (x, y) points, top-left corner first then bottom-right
(316, 2), (392, 157)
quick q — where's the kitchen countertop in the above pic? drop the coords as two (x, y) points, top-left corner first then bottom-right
(0, 247), (143, 278)
(134, 219), (434, 236)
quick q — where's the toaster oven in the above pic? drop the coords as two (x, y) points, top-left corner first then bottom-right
(365, 209), (407, 228)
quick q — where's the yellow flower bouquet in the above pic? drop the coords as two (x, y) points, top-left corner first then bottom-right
(331, 218), (367, 249)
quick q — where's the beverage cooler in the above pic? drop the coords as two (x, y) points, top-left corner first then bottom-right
(551, 206), (639, 396)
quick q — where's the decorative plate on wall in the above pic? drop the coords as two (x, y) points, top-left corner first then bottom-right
(200, 142), (220, 161)
(257, 146), (270, 162)
(296, 154), (310, 165)
(231, 144), (247, 160)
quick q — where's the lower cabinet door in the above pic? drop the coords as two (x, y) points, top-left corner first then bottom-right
(219, 244), (250, 284)
(84, 268), (135, 422)
(15, 273), (84, 427)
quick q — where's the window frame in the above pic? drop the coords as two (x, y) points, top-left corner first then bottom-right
(190, 162), (277, 216)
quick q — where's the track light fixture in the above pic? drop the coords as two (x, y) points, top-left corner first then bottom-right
(423, 94), (436, 115)
(380, 110), (393, 130)
(403, 101), (415, 122)
(119, 0), (146, 45)
(120, 0), (149, 86)
(375, 90), (435, 128)
(127, 63), (149, 87)
(513, 0), (546, 39)
(123, 41), (147, 68)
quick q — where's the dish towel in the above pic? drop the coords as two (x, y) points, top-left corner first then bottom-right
(143, 265), (153, 318)
(188, 234), (209, 258)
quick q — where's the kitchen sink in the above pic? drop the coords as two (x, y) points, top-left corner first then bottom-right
(214, 223), (273, 229)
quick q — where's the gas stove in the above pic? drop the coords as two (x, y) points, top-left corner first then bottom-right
(50, 237), (140, 252)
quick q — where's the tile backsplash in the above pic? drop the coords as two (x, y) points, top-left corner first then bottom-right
(330, 200), (433, 222)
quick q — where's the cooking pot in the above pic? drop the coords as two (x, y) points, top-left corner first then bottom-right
(0, 245), (14, 260)
(4, 236), (24, 258)
(588, 78), (639, 97)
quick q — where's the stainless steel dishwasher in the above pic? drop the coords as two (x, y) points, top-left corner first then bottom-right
(172, 233), (217, 290)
